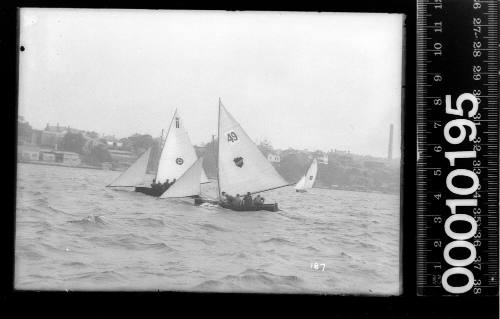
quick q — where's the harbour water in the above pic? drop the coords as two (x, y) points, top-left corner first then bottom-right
(15, 162), (400, 294)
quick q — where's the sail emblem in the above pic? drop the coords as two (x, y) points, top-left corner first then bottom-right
(309, 175), (313, 180)
(176, 157), (184, 165)
(175, 117), (180, 128)
(233, 157), (244, 168)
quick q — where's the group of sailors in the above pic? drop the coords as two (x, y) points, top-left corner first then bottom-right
(151, 178), (176, 193)
(220, 191), (266, 209)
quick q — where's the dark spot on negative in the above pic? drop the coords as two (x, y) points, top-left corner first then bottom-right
(20, 46), (25, 52)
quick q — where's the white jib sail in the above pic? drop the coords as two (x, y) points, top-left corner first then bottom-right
(155, 109), (209, 184)
(160, 157), (204, 198)
(295, 158), (318, 190)
(294, 175), (306, 190)
(217, 101), (288, 197)
(107, 148), (151, 187)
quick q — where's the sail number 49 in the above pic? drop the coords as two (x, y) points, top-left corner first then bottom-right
(226, 131), (239, 143)
(439, 93), (481, 294)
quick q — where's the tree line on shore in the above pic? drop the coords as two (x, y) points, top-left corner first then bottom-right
(21, 121), (399, 194)
(58, 132), (162, 170)
(195, 139), (400, 194)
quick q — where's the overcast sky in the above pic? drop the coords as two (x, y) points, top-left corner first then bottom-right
(19, 9), (403, 158)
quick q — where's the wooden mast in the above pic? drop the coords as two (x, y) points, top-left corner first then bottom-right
(216, 98), (221, 201)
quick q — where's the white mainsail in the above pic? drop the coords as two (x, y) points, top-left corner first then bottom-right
(155, 109), (209, 185)
(160, 157), (204, 198)
(107, 148), (151, 187)
(295, 158), (318, 190)
(217, 100), (289, 197)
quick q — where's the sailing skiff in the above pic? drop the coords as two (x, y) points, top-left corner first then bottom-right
(195, 99), (290, 212)
(294, 158), (318, 193)
(107, 109), (208, 198)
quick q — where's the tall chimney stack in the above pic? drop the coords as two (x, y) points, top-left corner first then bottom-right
(388, 124), (394, 160)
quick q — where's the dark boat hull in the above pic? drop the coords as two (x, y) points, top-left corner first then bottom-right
(194, 197), (279, 212)
(134, 186), (164, 197)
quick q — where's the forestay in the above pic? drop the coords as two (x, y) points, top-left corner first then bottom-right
(107, 148), (151, 187)
(155, 109), (209, 184)
(295, 158), (318, 190)
(160, 157), (204, 198)
(217, 101), (288, 197)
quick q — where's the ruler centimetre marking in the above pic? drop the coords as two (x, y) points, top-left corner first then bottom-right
(416, 0), (499, 295)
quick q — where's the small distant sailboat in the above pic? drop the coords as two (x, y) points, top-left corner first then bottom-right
(294, 158), (318, 193)
(195, 99), (290, 212)
(107, 109), (209, 197)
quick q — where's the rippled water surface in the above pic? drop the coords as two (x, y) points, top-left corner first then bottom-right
(15, 163), (400, 294)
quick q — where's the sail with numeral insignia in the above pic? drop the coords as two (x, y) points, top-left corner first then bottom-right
(107, 109), (209, 196)
(217, 99), (288, 197)
(155, 109), (209, 185)
(294, 158), (318, 192)
(160, 157), (204, 198)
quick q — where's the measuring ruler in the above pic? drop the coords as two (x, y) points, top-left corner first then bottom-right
(416, 0), (499, 295)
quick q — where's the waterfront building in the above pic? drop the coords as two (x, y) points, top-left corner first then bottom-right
(108, 149), (137, 166)
(40, 150), (56, 162)
(267, 153), (281, 163)
(17, 144), (41, 162)
(60, 151), (82, 166)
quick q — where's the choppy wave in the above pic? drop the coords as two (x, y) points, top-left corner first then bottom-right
(68, 270), (128, 282)
(68, 215), (107, 226)
(85, 233), (175, 252)
(198, 223), (229, 232)
(62, 262), (87, 267)
(195, 269), (306, 292)
(128, 217), (165, 227)
(261, 237), (297, 246)
(15, 163), (400, 294)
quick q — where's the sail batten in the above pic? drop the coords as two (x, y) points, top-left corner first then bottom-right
(107, 148), (151, 187)
(217, 101), (289, 196)
(155, 110), (209, 185)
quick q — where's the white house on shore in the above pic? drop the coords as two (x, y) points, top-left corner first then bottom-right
(267, 153), (280, 163)
(317, 154), (328, 165)
(17, 145), (82, 166)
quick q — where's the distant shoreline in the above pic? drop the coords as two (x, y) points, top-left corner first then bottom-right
(17, 160), (119, 171)
(314, 186), (399, 196)
(17, 161), (399, 195)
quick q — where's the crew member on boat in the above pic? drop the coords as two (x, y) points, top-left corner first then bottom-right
(151, 178), (162, 192)
(160, 179), (169, 192)
(260, 197), (265, 205)
(243, 192), (253, 209)
(220, 192), (229, 203)
(253, 194), (262, 206)
(231, 194), (243, 208)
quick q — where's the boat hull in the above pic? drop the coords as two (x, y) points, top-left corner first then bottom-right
(194, 198), (279, 212)
(295, 189), (307, 193)
(134, 186), (165, 197)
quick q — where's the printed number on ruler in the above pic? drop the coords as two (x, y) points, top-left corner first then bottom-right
(416, 0), (498, 296)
